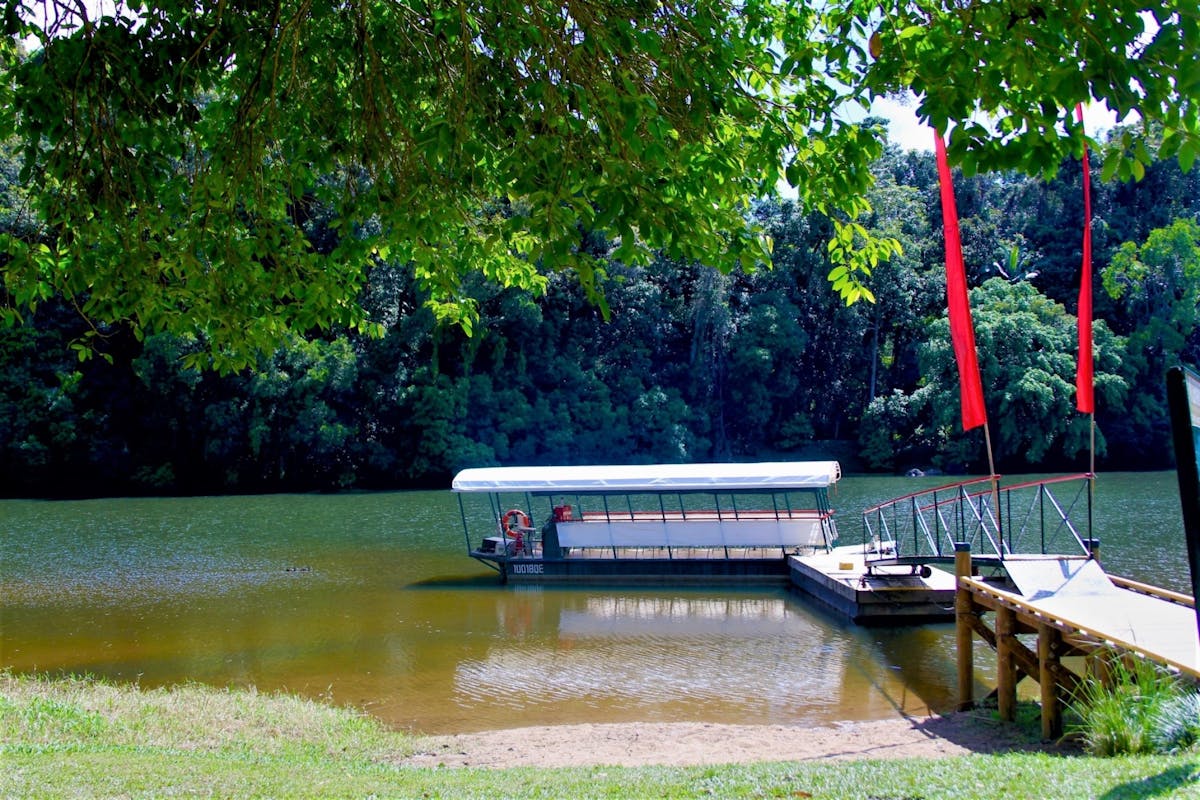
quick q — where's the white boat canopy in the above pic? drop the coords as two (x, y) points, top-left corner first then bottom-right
(452, 461), (842, 494)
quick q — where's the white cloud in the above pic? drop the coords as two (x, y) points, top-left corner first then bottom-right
(870, 94), (932, 152)
(872, 93), (1135, 153)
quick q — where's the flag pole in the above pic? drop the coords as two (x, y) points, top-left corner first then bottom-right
(983, 421), (998, 479)
(1090, 415), (1095, 476)
(1089, 413), (1096, 556)
(1076, 103), (1097, 546)
(984, 420), (1000, 551)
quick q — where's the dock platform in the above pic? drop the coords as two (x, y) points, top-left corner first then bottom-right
(792, 473), (1104, 626)
(788, 546), (957, 623)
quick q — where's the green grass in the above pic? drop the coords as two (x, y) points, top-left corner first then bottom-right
(3, 672), (1200, 799)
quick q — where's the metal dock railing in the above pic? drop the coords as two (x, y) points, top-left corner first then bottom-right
(859, 473), (1095, 566)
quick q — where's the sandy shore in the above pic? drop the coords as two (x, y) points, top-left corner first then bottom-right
(398, 712), (1074, 769)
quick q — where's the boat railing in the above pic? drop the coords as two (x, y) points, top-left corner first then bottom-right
(555, 545), (803, 560)
(554, 502), (838, 554)
(493, 534), (814, 561)
(575, 509), (834, 523)
(860, 474), (1094, 564)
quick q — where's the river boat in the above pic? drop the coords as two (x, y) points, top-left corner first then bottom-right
(452, 461), (842, 583)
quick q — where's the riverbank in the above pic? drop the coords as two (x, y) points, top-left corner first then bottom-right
(398, 713), (1073, 768)
(5, 672), (1198, 799)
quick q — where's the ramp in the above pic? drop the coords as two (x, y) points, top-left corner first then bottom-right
(1003, 557), (1113, 601)
(1002, 557), (1200, 677)
(959, 561), (1200, 740)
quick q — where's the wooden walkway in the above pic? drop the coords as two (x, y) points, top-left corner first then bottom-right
(954, 549), (1199, 738)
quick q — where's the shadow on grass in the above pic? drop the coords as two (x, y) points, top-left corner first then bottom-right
(1098, 763), (1200, 799)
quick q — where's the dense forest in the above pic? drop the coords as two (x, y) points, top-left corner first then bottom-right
(2, 132), (1199, 498)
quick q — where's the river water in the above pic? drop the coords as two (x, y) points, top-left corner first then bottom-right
(0, 472), (1188, 734)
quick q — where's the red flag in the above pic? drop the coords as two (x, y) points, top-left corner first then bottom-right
(934, 131), (987, 431)
(1076, 104), (1095, 414)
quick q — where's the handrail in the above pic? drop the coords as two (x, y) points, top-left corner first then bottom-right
(860, 475), (997, 515)
(578, 509), (835, 522)
(917, 485), (995, 514)
(1109, 575), (1196, 608)
(998, 472), (1093, 493)
(861, 474), (1092, 563)
(959, 574), (1200, 678)
(1001, 477), (1091, 557)
(1041, 486), (1087, 553)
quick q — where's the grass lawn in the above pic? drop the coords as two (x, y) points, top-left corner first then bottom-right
(3, 672), (1198, 799)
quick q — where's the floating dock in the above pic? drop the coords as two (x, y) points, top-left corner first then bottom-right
(785, 474), (1096, 624)
(788, 546), (957, 623)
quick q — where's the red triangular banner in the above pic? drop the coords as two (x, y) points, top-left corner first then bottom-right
(935, 131), (988, 431)
(1076, 104), (1095, 414)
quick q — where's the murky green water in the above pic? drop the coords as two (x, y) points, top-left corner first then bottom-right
(0, 472), (1188, 733)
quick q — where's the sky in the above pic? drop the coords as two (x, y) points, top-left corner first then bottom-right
(872, 93), (1132, 153)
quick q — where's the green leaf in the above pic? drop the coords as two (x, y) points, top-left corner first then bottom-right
(1101, 149), (1123, 183)
(1179, 141), (1197, 173)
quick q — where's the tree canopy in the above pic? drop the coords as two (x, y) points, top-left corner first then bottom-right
(4, 142), (1199, 495)
(1, 0), (1197, 367)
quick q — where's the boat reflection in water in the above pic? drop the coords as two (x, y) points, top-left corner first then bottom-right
(453, 588), (961, 730)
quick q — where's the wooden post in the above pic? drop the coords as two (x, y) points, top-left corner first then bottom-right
(996, 605), (1017, 722)
(955, 542), (975, 711)
(1084, 537), (1101, 562)
(1038, 624), (1063, 739)
(1085, 645), (1113, 689)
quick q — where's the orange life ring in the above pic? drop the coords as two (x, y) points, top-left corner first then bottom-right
(501, 509), (531, 536)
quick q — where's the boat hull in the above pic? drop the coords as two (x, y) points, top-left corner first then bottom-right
(470, 553), (792, 584)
